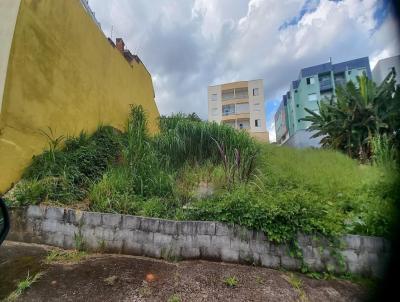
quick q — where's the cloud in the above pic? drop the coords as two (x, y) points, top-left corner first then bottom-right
(89, 0), (399, 137)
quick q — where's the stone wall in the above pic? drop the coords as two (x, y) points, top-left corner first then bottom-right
(8, 206), (391, 277)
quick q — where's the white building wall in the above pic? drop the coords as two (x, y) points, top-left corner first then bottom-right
(207, 85), (222, 123)
(0, 0), (21, 113)
(248, 79), (266, 133)
(372, 55), (400, 85)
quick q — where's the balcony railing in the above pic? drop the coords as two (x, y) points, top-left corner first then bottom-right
(221, 88), (249, 101)
(222, 110), (235, 116)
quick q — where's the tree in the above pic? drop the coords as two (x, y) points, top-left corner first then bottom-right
(302, 71), (400, 161)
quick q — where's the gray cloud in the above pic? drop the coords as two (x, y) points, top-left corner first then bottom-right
(90, 0), (400, 129)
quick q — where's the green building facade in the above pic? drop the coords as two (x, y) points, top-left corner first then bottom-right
(275, 57), (371, 146)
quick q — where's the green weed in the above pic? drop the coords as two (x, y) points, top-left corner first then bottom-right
(45, 249), (87, 264)
(167, 294), (181, 302)
(223, 276), (239, 287)
(6, 271), (44, 301)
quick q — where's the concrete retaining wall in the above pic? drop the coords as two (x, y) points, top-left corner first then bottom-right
(8, 206), (391, 277)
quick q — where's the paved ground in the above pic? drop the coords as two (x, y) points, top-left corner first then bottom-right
(0, 241), (369, 301)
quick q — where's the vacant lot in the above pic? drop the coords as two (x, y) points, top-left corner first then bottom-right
(0, 241), (369, 302)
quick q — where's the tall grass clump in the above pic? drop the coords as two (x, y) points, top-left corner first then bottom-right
(89, 106), (173, 213)
(371, 134), (398, 171)
(155, 114), (259, 185)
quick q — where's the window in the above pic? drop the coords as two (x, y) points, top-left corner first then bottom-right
(308, 93), (317, 101)
(235, 87), (248, 98)
(222, 89), (234, 100)
(211, 93), (217, 101)
(222, 104), (235, 116)
(295, 89), (298, 93)
(296, 104), (299, 108)
(306, 77), (315, 85)
(239, 123), (244, 129)
(255, 119), (261, 127)
(236, 103), (249, 114)
(253, 88), (259, 96)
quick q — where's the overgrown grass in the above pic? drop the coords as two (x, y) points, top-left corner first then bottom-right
(11, 125), (121, 205)
(6, 106), (397, 243)
(45, 249), (87, 264)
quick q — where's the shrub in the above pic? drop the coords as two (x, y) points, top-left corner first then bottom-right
(16, 126), (121, 204)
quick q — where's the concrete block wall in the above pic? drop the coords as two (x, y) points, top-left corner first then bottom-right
(8, 206), (391, 277)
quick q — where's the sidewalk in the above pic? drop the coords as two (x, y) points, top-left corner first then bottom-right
(0, 241), (367, 301)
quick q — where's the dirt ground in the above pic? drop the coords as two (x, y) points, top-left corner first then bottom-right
(0, 241), (370, 302)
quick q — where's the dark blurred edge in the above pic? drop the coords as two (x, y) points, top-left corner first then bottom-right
(369, 2), (400, 301)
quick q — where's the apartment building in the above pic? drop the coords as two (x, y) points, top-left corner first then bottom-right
(372, 55), (400, 85)
(208, 80), (269, 142)
(275, 57), (371, 147)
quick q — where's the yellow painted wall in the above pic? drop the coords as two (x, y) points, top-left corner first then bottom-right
(0, 0), (160, 194)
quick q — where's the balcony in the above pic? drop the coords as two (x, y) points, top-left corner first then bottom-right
(222, 118), (251, 130)
(221, 87), (249, 101)
(221, 112), (250, 121)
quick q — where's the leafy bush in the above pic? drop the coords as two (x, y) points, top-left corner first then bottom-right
(184, 186), (345, 243)
(17, 125), (121, 204)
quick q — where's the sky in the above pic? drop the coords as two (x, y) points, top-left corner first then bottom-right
(89, 0), (399, 142)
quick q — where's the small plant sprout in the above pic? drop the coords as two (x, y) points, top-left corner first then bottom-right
(285, 273), (308, 302)
(6, 271), (44, 301)
(167, 294), (182, 302)
(224, 276), (239, 288)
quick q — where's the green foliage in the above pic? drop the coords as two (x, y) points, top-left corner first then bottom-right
(120, 105), (173, 197)
(6, 271), (44, 301)
(371, 134), (398, 170)
(184, 144), (396, 240)
(10, 105), (396, 242)
(74, 228), (86, 252)
(223, 276), (239, 287)
(155, 114), (259, 178)
(167, 294), (182, 302)
(45, 249), (87, 264)
(303, 71), (400, 162)
(16, 125), (121, 204)
(184, 186), (344, 243)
